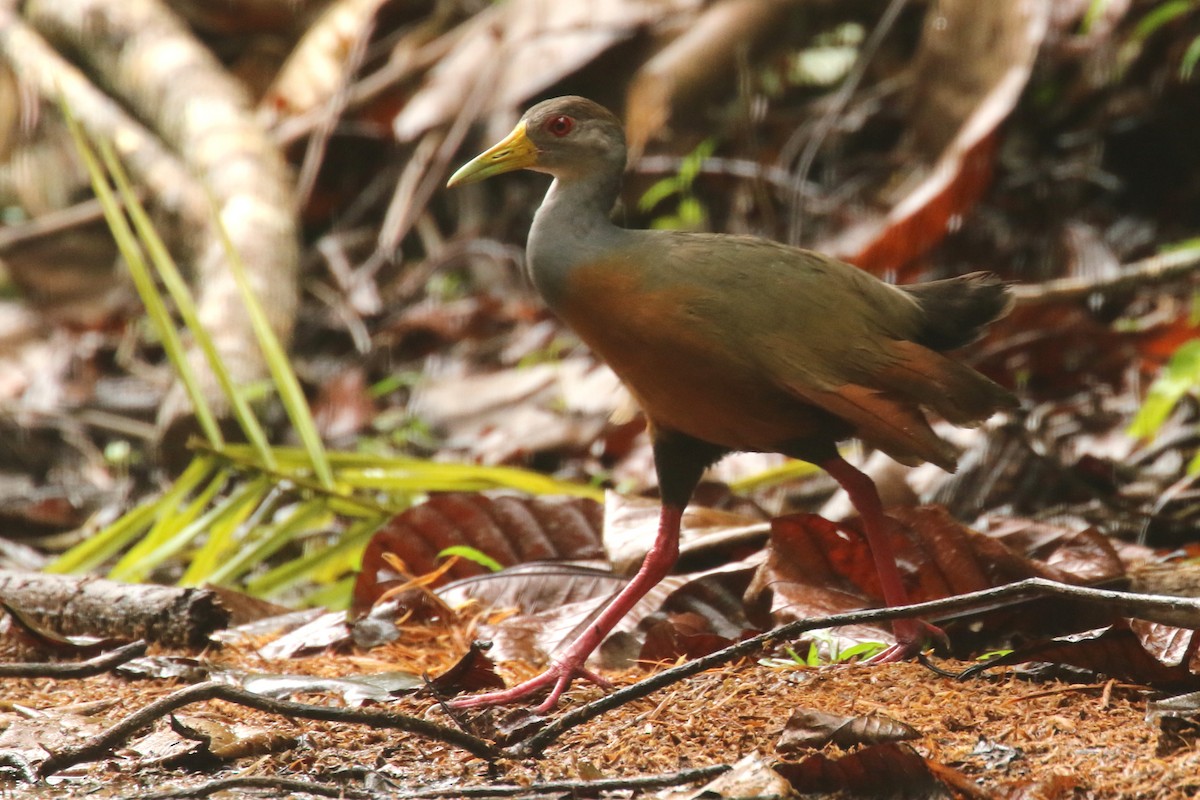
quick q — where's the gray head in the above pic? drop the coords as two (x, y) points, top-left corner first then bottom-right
(447, 96), (627, 186)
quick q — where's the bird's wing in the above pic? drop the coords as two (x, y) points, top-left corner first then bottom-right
(637, 233), (1008, 467)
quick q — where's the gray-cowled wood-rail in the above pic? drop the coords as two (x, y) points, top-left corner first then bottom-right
(446, 96), (1016, 711)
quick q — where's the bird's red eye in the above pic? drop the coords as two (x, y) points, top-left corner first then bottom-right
(544, 115), (574, 137)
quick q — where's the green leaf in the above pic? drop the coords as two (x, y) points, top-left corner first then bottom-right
(1128, 339), (1200, 439)
(206, 499), (332, 587)
(678, 138), (716, 185)
(1132, 0), (1194, 43)
(217, 443), (606, 502)
(301, 575), (357, 611)
(438, 545), (503, 572)
(1182, 34), (1200, 80)
(1080, 0), (1115, 34)
(976, 649), (1014, 661)
(113, 474), (273, 584)
(180, 476), (279, 586)
(834, 640), (888, 662)
(727, 459), (820, 494)
(636, 138), (717, 213)
(46, 497), (159, 574)
(637, 174), (685, 212)
(677, 196), (707, 228)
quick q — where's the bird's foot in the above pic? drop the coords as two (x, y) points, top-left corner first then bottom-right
(868, 619), (948, 664)
(448, 659), (611, 713)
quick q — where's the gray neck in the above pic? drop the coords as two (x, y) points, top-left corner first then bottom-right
(526, 172), (626, 309)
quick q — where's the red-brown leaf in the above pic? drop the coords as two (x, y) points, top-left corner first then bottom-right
(353, 494), (603, 614)
(987, 622), (1200, 688)
(775, 742), (983, 798)
(746, 505), (1127, 652)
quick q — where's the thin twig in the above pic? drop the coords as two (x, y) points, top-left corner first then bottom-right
(0, 196), (124, 252)
(1005, 683), (1142, 704)
(395, 764), (730, 798)
(40, 680), (498, 776)
(294, 11), (378, 207)
(1011, 244), (1200, 306)
(785, 0), (911, 244)
(133, 775), (376, 800)
(0, 640), (147, 678)
(134, 764), (730, 800)
(508, 577), (1200, 756)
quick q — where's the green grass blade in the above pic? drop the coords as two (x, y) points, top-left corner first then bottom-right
(1128, 339), (1200, 439)
(207, 196), (333, 489)
(51, 457), (213, 575)
(212, 443), (606, 501)
(301, 575), (357, 611)
(180, 476), (278, 586)
(206, 498), (332, 587)
(46, 497), (160, 574)
(438, 545), (503, 572)
(143, 476), (271, 585)
(60, 103), (224, 447)
(727, 459), (819, 494)
(245, 516), (382, 599)
(110, 466), (232, 581)
(97, 140), (276, 469)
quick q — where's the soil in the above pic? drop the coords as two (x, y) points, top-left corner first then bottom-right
(2, 627), (1195, 799)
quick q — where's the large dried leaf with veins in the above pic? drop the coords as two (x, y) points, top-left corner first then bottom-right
(352, 493), (604, 614)
(777, 708), (920, 754)
(746, 505), (1127, 654)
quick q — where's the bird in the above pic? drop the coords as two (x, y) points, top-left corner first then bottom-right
(445, 96), (1016, 712)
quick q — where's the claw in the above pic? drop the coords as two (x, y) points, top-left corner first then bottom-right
(449, 659), (611, 711)
(449, 505), (685, 713)
(868, 618), (947, 664)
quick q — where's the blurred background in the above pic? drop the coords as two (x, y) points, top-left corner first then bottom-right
(1, 0), (1199, 601)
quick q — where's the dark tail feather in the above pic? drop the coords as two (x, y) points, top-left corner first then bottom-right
(902, 272), (1013, 351)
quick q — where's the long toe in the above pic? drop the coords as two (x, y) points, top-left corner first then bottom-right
(448, 670), (560, 710)
(867, 619), (947, 664)
(448, 660), (611, 711)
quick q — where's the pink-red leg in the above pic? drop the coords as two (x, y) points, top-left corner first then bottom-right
(450, 505), (685, 712)
(821, 456), (945, 661)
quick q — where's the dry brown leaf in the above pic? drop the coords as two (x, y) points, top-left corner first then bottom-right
(986, 623), (1200, 688)
(776, 707), (920, 754)
(442, 556), (755, 669)
(312, 366), (376, 443)
(411, 357), (623, 463)
(746, 506), (1127, 653)
(170, 715), (296, 760)
(353, 493), (604, 614)
(823, 0), (1051, 274)
(601, 491), (768, 574)
(775, 742), (984, 799)
(427, 640), (506, 695)
(624, 0), (794, 156)
(687, 752), (795, 800)
(392, 0), (702, 142)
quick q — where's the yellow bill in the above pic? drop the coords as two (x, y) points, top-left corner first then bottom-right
(446, 121), (539, 187)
